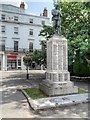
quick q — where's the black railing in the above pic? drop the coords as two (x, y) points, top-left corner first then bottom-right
(5, 47), (29, 52)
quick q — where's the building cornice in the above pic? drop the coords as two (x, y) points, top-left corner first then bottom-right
(0, 4), (22, 9)
(0, 20), (43, 27)
(0, 10), (50, 20)
(12, 37), (20, 40)
(0, 37), (7, 39)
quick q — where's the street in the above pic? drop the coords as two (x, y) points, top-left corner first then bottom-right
(0, 70), (90, 118)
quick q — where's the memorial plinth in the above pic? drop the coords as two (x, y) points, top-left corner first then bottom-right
(40, 35), (78, 96)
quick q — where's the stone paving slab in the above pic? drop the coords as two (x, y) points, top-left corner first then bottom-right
(21, 89), (90, 111)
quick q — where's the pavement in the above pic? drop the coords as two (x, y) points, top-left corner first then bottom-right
(22, 91), (90, 110)
(0, 70), (90, 119)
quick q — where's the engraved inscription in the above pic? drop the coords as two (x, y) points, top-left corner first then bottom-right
(64, 73), (68, 81)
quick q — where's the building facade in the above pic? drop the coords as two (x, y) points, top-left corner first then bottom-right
(0, 3), (50, 70)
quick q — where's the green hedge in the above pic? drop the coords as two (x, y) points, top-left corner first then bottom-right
(73, 57), (90, 77)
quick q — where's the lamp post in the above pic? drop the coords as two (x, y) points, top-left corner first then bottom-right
(25, 51), (30, 79)
(26, 61), (29, 79)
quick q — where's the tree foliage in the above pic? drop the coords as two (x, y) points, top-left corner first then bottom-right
(39, 25), (54, 40)
(61, 2), (89, 65)
(23, 55), (32, 66)
(39, 1), (90, 76)
(31, 40), (47, 66)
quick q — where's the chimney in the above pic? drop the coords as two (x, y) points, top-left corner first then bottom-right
(43, 8), (48, 17)
(20, 2), (25, 9)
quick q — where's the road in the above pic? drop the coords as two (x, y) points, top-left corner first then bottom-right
(0, 70), (90, 119)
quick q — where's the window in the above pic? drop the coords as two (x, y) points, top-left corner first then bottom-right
(14, 41), (18, 52)
(14, 16), (18, 21)
(14, 27), (18, 34)
(29, 29), (33, 35)
(29, 42), (33, 52)
(42, 20), (45, 25)
(18, 59), (21, 66)
(29, 18), (33, 23)
(0, 40), (5, 51)
(1, 14), (5, 20)
(1, 26), (5, 33)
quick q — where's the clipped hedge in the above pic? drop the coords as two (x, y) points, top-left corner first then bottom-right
(73, 58), (90, 77)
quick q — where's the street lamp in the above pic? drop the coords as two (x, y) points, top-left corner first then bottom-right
(26, 52), (29, 79)
(23, 50), (32, 79)
(24, 51), (31, 79)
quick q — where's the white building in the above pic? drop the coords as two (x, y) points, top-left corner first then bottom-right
(0, 2), (50, 70)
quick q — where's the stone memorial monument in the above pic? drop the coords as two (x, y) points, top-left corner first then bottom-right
(40, 2), (78, 96)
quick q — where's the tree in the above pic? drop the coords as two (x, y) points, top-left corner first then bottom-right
(61, 2), (89, 61)
(32, 50), (46, 65)
(23, 55), (32, 66)
(39, 1), (90, 76)
(39, 25), (54, 40)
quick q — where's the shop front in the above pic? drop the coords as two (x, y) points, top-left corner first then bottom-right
(7, 55), (21, 70)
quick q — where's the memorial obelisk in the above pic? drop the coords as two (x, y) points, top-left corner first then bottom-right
(40, 2), (78, 96)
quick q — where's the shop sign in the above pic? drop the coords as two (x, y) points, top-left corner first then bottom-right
(7, 55), (17, 59)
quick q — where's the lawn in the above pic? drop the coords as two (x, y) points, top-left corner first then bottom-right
(24, 88), (48, 99)
(24, 88), (89, 99)
(78, 88), (88, 94)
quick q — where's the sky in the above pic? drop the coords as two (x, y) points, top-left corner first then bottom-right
(0, 0), (54, 19)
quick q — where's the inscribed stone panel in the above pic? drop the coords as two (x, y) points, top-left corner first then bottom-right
(53, 73), (57, 81)
(58, 73), (62, 81)
(64, 73), (68, 81)
(58, 45), (63, 70)
(63, 45), (67, 70)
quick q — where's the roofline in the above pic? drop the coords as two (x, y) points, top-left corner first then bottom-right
(0, 4), (50, 20)
(0, 10), (50, 20)
(0, 4), (21, 9)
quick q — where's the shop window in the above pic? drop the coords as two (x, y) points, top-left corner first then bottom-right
(18, 59), (21, 66)
(17, 59), (21, 69)
(7, 59), (17, 69)
(14, 41), (18, 52)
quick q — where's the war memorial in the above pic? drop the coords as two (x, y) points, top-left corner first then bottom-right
(21, 1), (89, 111)
(40, 2), (78, 96)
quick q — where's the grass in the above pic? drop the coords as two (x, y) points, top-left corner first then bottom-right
(24, 88), (89, 99)
(78, 88), (89, 94)
(24, 88), (48, 99)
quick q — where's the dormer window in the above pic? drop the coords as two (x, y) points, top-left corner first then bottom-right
(14, 16), (18, 21)
(29, 18), (33, 23)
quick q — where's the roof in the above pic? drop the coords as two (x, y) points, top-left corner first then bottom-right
(0, 4), (50, 19)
